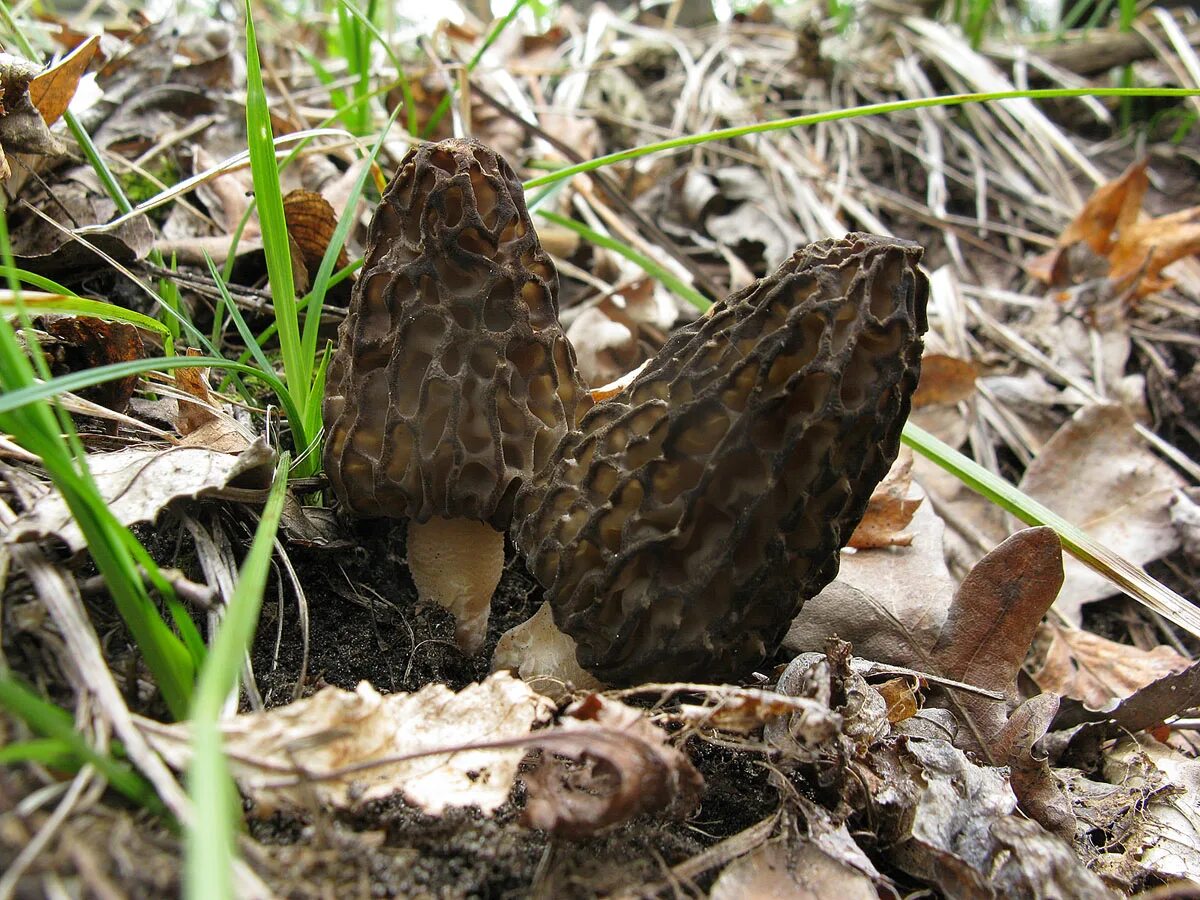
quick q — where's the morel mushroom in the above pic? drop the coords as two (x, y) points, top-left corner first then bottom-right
(323, 138), (585, 653)
(512, 234), (929, 685)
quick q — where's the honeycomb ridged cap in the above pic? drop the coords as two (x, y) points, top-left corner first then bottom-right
(514, 234), (930, 685)
(323, 138), (586, 529)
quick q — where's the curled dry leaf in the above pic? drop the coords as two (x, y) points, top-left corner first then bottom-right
(709, 838), (877, 900)
(520, 693), (702, 839)
(28, 35), (100, 127)
(1102, 736), (1200, 884)
(142, 674), (554, 815)
(1027, 157), (1200, 298)
(911, 353), (977, 408)
(847, 449), (922, 549)
(1032, 622), (1192, 710)
(876, 677), (919, 724)
(173, 349), (220, 436)
(39, 314), (145, 413)
(282, 188), (350, 278)
(0, 53), (66, 180)
(6, 438), (276, 552)
(1018, 404), (1186, 623)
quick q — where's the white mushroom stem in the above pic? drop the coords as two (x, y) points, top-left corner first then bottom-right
(492, 602), (606, 701)
(406, 517), (504, 655)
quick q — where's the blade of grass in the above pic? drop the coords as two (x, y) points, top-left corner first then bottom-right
(0, 676), (158, 809)
(337, 0), (417, 134)
(185, 451), (290, 900)
(534, 209), (711, 312)
(901, 421), (1200, 640)
(421, 0), (532, 139)
(0, 291), (173, 338)
(521, 87), (1200, 191)
(245, 0), (306, 411)
(1, 217), (197, 718)
(0, 353), (307, 450)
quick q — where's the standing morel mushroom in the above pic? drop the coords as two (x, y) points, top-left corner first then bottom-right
(324, 138), (585, 653)
(513, 234), (929, 685)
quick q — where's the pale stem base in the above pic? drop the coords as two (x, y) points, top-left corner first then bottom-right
(406, 517), (504, 655)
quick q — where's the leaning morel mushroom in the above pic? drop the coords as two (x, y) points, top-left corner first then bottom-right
(512, 234), (929, 685)
(323, 138), (585, 653)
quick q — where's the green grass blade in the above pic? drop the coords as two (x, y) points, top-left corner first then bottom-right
(522, 88), (1200, 191)
(245, 0), (306, 412)
(0, 353), (307, 451)
(1, 291), (172, 338)
(534, 209), (711, 312)
(185, 451), (290, 900)
(901, 422), (1200, 639)
(421, 0), (532, 138)
(204, 255), (275, 377)
(0, 676), (158, 808)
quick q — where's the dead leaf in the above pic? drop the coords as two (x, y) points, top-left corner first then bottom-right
(7, 438), (276, 552)
(1027, 158), (1200, 298)
(142, 674), (553, 815)
(912, 353), (977, 408)
(710, 839), (878, 900)
(993, 693), (1075, 840)
(882, 739), (1115, 898)
(520, 693), (703, 838)
(282, 188), (350, 277)
(1103, 736), (1200, 884)
(1032, 623), (1192, 709)
(28, 35), (100, 127)
(785, 495), (956, 666)
(0, 53), (66, 179)
(1055, 656), (1200, 736)
(40, 315), (145, 413)
(930, 527), (1064, 759)
(847, 449), (922, 549)
(10, 173), (153, 272)
(1018, 404), (1186, 623)
(877, 677), (919, 724)
(173, 350), (220, 436)
(1107, 204), (1200, 297)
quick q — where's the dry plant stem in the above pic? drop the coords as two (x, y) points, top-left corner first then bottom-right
(406, 517), (504, 654)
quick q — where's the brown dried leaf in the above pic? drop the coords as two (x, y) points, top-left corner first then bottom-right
(877, 677), (919, 724)
(993, 693), (1075, 840)
(0, 52), (66, 178)
(1019, 404), (1186, 623)
(847, 450), (922, 549)
(520, 694), (702, 839)
(710, 839), (878, 900)
(931, 528), (1064, 758)
(28, 35), (99, 126)
(1107, 205), (1200, 297)
(911, 353), (977, 408)
(173, 349), (218, 435)
(41, 315), (145, 413)
(1067, 159), (1147, 256)
(282, 188), (349, 276)
(1032, 623), (1192, 709)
